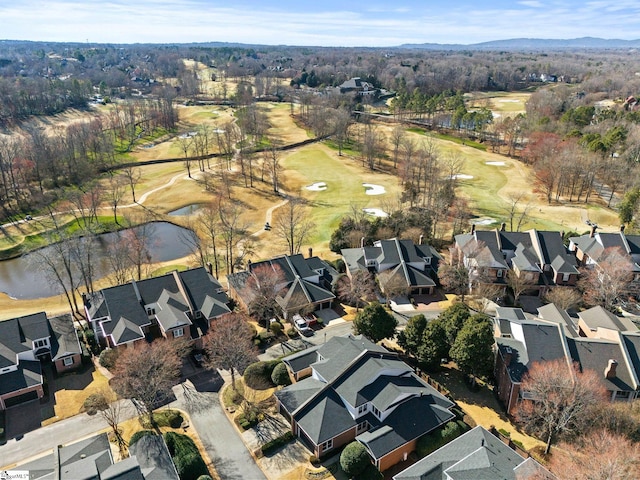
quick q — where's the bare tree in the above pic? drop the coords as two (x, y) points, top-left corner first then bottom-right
(578, 247), (633, 311)
(507, 269), (536, 306)
(503, 193), (532, 232)
(106, 174), (127, 225)
(243, 263), (287, 324)
(83, 389), (128, 456)
(439, 246), (471, 303)
(106, 232), (137, 284)
(549, 429), (640, 480)
(337, 270), (376, 312)
(543, 287), (582, 311)
(178, 134), (194, 178)
(217, 196), (250, 274)
(203, 313), (258, 390)
(516, 359), (608, 454)
(122, 166), (141, 203)
(112, 339), (184, 425)
(272, 198), (315, 256)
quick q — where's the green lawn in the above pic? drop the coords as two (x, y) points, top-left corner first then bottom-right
(282, 145), (401, 247)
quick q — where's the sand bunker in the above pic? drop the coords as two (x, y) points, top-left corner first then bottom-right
(499, 99), (521, 103)
(363, 183), (386, 195)
(486, 161), (506, 166)
(471, 217), (495, 226)
(363, 208), (388, 218)
(305, 182), (327, 191)
(449, 174), (474, 180)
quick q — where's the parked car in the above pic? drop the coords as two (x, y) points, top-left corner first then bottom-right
(293, 314), (313, 336)
(192, 351), (204, 367)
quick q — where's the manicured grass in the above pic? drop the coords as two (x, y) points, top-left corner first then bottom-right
(282, 144), (401, 249)
(408, 128), (487, 151)
(151, 264), (190, 277)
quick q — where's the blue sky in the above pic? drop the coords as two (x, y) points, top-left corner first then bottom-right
(3, 0), (640, 46)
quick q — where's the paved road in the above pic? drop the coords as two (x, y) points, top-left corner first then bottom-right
(0, 399), (138, 469)
(172, 373), (266, 480)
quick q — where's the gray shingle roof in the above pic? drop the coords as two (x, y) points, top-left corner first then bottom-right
(275, 377), (325, 412)
(128, 434), (179, 480)
(568, 337), (636, 392)
(393, 426), (532, 480)
(0, 359), (42, 395)
(577, 306), (637, 332)
(49, 314), (82, 360)
(282, 346), (320, 374)
(87, 267), (230, 345)
(537, 304), (579, 337)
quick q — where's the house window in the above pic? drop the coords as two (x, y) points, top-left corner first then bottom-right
(358, 403), (368, 415)
(34, 339), (49, 348)
(195, 311), (203, 319)
(371, 405), (381, 418)
(146, 308), (156, 316)
(357, 421), (368, 434)
(423, 257), (431, 265)
(321, 439), (333, 452)
(497, 270), (504, 278)
(173, 328), (185, 338)
(63, 357), (74, 366)
(562, 273), (570, 282)
(615, 390), (631, 400)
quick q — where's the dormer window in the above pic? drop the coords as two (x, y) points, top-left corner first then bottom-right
(195, 311), (203, 319)
(371, 405), (381, 419)
(34, 338), (49, 349)
(358, 403), (368, 415)
(146, 307), (156, 316)
(423, 257), (431, 265)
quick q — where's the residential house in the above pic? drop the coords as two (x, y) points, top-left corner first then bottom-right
(494, 305), (640, 413)
(341, 238), (441, 297)
(455, 226), (578, 296)
(393, 426), (554, 480)
(569, 225), (640, 296)
(227, 253), (337, 319)
(0, 312), (81, 409)
(19, 432), (179, 479)
(84, 266), (231, 349)
(276, 335), (455, 472)
(338, 77), (378, 96)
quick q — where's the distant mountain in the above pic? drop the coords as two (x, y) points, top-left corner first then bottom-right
(399, 37), (640, 50)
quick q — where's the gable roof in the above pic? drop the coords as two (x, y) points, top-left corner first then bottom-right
(86, 267), (230, 345)
(393, 426), (552, 480)
(577, 306), (638, 333)
(276, 335), (454, 449)
(567, 337), (636, 392)
(570, 231), (640, 272)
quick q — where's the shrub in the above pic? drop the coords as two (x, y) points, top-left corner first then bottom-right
(244, 360), (279, 389)
(417, 421), (466, 457)
(286, 327), (299, 338)
(271, 362), (292, 386)
(82, 393), (109, 415)
(83, 329), (99, 355)
(309, 455), (319, 466)
(98, 348), (119, 370)
(498, 428), (511, 437)
(340, 441), (371, 477)
(270, 321), (283, 335)
(164, 431), (209, 480)
(140, 410), (183, 429)
(261, 431), (295, 455)
(129, 430), (157, 446)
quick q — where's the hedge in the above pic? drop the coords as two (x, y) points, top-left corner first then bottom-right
(98, 348), (119, 370)
(340, 441), (371, 477)
(261, 431), (295, 455)
(244, 360), (279, 390)
(164, 431), (209, 480)
(129, 430), (157, 446)
(416, 421), (467, 457)
(140, 410), (183, 429)
(271, 362), (292, 386)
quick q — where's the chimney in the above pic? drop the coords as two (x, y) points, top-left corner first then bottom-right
(589, 225), (597, 238)
(605, 359), (618, 379)
(471, 224), (476, 234)
(503, 346), (513, 367)
(206, 262), (213, 275)
(419, 234), (424, 245)
(308, 247), (313, 258)
(621, 224), (626, 233)
(500, 222), (506, 232)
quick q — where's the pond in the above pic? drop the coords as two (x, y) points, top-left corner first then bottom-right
(167, 204), (204, 216)
(0, 222), (195, 300)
